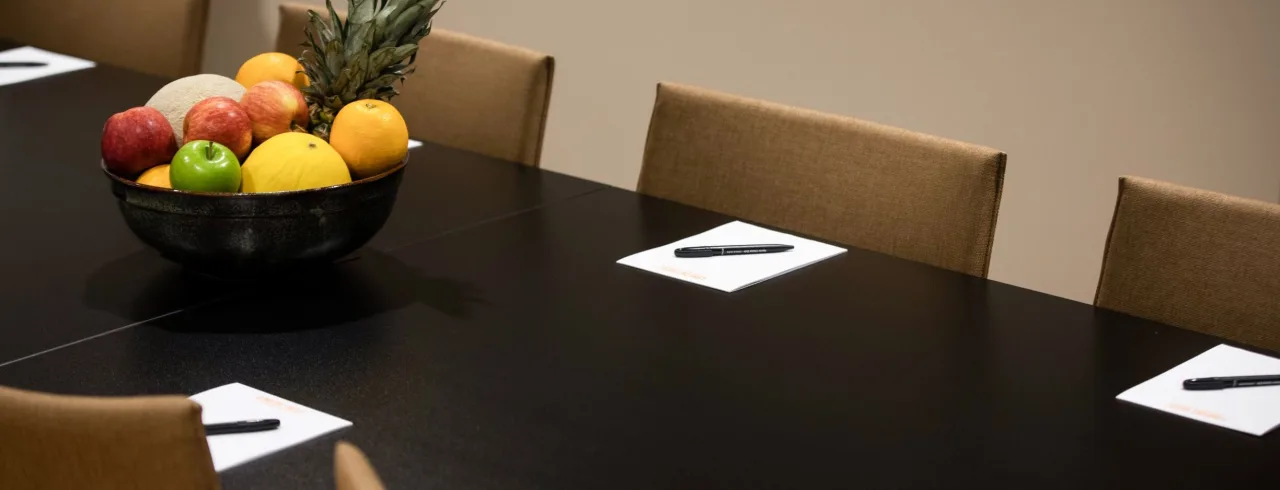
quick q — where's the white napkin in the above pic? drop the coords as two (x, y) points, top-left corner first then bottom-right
(191, 383), (352, 471)
(617, 221), (847, 292)
(0, 46), (94, 87)
(1117, 345), (1280, 436)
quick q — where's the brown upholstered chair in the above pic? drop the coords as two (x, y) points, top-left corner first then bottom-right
(1095, 176), (1280, 351)
(0, 0), (209, 78)
(0, 385), (219, 490)
(638, 83), (1007, 277)
(334, 441), (386, 490)
(277, 3), (555, 166)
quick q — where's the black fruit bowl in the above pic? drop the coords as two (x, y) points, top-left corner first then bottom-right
(103, 157), (407, 279)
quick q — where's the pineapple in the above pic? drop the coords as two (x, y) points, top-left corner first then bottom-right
(299, 0), (444, 140)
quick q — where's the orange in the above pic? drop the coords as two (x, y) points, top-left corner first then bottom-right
(136, 164), (171, 188)
(328, 100), (409, 179)
(235, 52), (309, 90)
(241, 133), (351, 193)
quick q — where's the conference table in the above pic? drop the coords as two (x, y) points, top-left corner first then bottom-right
(2, 41), (1279, 489)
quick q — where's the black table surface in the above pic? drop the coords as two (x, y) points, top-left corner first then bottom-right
(2, 186), (1278, 489)
(0, 39), (602, 365)
(6, 38), (1280, 490)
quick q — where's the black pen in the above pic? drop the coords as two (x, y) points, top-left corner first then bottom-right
(1183, 374), (1280, 391)
(674, 244), (794, 258)
(0, 62), (47, 68)
(204, 418), (281, 436)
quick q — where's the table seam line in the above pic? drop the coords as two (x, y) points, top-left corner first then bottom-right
(376, 186), (610, 255)
(0, 185), (610, 369)
(0, 294), (237, 369)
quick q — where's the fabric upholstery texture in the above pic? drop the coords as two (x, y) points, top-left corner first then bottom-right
(1095, 176), (1280, 352)
(0, 0), (209, 78)
(277, 3), (555, 166)
(639, 82), (1007, 277)
(0, 385), (219, 490)
(334, 441), (386, 490)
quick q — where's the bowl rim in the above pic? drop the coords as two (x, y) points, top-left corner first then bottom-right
(103, 154), (409, 198)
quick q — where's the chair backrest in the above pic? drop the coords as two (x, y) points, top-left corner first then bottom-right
(334, 441), (386, 490)
(276, 3), (555, 166)
(638, 83), (1007, 277)
(0, 385), (219, 490)
(1095, 176), (1280, 351)
(0, 0), (209, 78)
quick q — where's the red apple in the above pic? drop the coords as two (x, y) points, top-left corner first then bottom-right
(101, 106), (178, 177)
(183, 97), (252, 159)
(241, 81), (309, 144)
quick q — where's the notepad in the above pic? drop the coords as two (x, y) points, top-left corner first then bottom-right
(617, 221), (846, 292)
(0, 47), (95, 87)
(1117, 344), (1280, 436)
(190, 383), (352, 471)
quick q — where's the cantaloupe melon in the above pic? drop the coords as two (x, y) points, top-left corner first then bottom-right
(145, 74), (245, 141)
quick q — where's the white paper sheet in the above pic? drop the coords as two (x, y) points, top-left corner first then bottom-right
(408, 139), (423, 149)
(0, 46), (95, 87)
(617, 221), (846, 292)
(1117, 344), (1280, 436)
(190, 383), (352, 471)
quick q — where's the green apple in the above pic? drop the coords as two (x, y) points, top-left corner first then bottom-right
(170, 140), (242, 192)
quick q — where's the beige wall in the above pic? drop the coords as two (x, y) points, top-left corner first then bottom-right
(205, 0), (1280, 303)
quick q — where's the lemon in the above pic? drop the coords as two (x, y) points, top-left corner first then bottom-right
(235, 52), (309, 90)
(329, 100), (409, 179)
(241, 133), (351, 193)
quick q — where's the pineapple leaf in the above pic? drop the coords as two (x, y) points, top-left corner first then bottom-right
(390, 44), (418, 66)
(366, 47), (397, 72)
(406, 3), (441, 46)
(301, 55), (330, 88)
(347, 0), (374, 27)
(331, 68), (352, 95)
(421, 0), (443, 29)
(368, 45), (416, 72)
(405, 24), (431, 57)
(325, 0), (344, 40)
(302, 27), (332, 78)
(306, 11), (334, 46)
(382, 62), (410, 73)
(343, 54), (370, 101)
(372, 0), (413, 46)
(361, 73), (402, 91)
(301, 85), (324, 100)
(420, 0), (443, 26)
(344, 22), (374, 63)
(311, 123), (331, 141)
(303, 25), (323, 57)
(324, 39), (345, 73)
(381, 4), (422, 47)
(388, 0), (416, 15)
(371, 24), (384, 51)
(361, 84), (394, 99)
